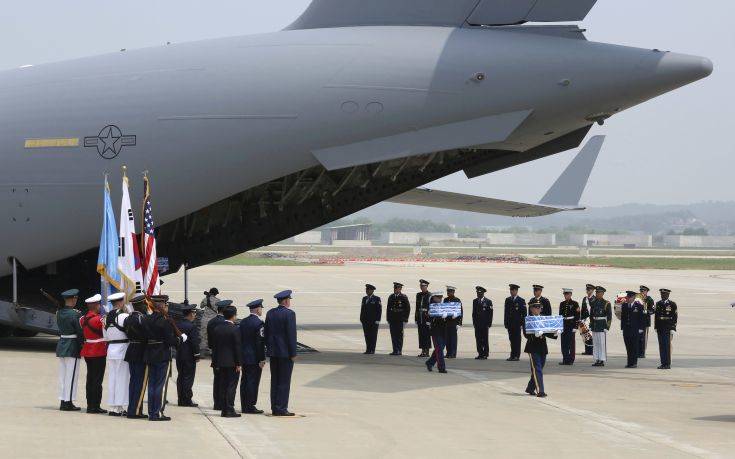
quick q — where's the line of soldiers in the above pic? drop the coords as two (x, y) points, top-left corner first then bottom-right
(359, 281), (679, 373)
(55, 288), (299, 420)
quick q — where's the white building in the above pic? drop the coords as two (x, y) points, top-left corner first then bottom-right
(485, 233), (556, 246)
(662, 235), (735, 248)
(569, 234), (653, 248)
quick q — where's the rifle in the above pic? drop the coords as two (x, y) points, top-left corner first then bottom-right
(40, 289), (61, 309)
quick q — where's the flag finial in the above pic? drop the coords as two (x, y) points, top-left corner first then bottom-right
(122, 165), (127, 177)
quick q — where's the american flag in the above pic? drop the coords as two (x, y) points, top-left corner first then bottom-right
(141, 175), (160, 296)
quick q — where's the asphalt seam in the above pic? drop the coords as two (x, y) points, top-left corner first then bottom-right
(198, 407), (249, 459)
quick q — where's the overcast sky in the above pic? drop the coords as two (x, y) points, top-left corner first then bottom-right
(1, 1), (731, 206)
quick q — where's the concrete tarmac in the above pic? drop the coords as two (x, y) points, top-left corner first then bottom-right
(2, 262), (734, 458)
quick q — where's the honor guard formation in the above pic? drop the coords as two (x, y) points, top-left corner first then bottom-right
(360, 280), (678, 397)
(55, 288), (298, 419)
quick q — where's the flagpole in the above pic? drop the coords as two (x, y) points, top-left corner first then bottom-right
(101, 173), (110, 313)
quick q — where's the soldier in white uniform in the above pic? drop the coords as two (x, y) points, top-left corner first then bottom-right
(104, 292), (130, 416)
(56, 289), (84, 411)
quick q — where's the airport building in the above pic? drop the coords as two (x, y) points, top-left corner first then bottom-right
(485, 233), (556, 246)
(662, 235), (735, 248)
(378, 232), (459, 245)
(569, 234), (653, 248)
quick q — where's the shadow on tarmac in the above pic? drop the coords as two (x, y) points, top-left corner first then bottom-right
(693, 415), (735, 423)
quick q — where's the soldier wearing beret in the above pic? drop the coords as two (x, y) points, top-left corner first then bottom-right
(240, 299), (267, 414)
(360, 284), (382, 355)
(472, 286), (493, 360)
(176, 304), (201, 407)
(386, 283), (410, 356)
(655, 289), (678, 369)
(415, 280), (432, 357)
(56, 289), (84, 412)
(504, 284), (527, 361)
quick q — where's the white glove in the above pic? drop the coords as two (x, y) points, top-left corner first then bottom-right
(375, 321), (380, 325)
(639, 330), (643, 333)
(456, 325), (460, 331)
(442, 313), (448, 319)
(534, 331), (543, 337)
(181, 333), (188, 343)
(553, 331), (559, 338)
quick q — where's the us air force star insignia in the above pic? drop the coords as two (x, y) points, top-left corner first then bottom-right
(84, 125), (136, 159)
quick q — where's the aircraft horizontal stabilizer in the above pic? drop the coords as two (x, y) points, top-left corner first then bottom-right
(386, 188), (582, 218)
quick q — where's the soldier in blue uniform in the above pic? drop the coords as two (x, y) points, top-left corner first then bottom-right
(504, 284), (527, 361)
(472, 286), (493, 360)
(264, 290), (298, 416)
(620, 291), (644, 368)
(176, 304), (201, 407)
(425, 292), (448, 373)
(207, 300), (230, 411)
(415, 280), (432, 357)
(580, 284), (596, 355)
(386, 283), (410, 356)
(56, 289), (84, 411)
(213, 305), (241, 418)
(523, 302), (558, 397)
(558, 289), (580, 365)
(359, 284), (382, 355)
(444, 286), (462, 358)
(124, 294), (149, 419)
(654, 289), (678, 369)
(531, 285), (553, 316)
(239, 299), (267, 414)
(638, 285), (655, 358)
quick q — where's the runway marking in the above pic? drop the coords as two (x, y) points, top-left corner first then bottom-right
(453, 369), (716, 458)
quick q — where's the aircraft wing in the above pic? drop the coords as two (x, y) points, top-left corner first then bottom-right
(288, 0), (598, 30)
(386, 135), (605, 217)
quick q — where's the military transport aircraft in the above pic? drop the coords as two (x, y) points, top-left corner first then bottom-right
(0, 0), (712, 335)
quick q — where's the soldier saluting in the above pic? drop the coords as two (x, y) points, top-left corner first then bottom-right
(638, 285), (655, 358)
(415, 280), (432, 358)
(56, 289), (84, 412)
(386, 282), (410, 356)
(472, 286), (493, 360)
(655, 289), (678, 369)
(360, 284), (381, 355)
(124, 294), (149, 419)
(621, 291), (644, 368)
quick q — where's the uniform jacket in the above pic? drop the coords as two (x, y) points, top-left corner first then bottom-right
(206, 314), (225, 350)
(80, 311), (107, 358)
(386, 293), (411, 323)
(264, 306), (297, 358)
(212, 321), (242, 368)
(504, 296), (527, 330)
(444, 296), (463, 326)
(429, 315), (448, 336)
(530, 296), (553, 316)
(103, 310), (129, 360)
(559, 300), (581, 332)
(580, 296), (594, 322)
(589, 298), (612, 332)
(176, 319), (201, 363)
(472, 297), (493, 328)
(522, 319), (557, 355)
(124, 311), (148, 363)
(415, 291), (431, 324)
(642, 295), (655, 327)
(620, 301), (644, 333)
(55, 307), (83, 358)
(654, 300), (678, 332)
(239, 314), (266, 365)
(143, 312), (181, 364)
(360, 295), (382, 324)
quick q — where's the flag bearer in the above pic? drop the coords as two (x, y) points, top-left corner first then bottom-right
(124, 294), (149, 419)
(80, 294), (108, 414)
(56, 289), (83, 412)
(104, 292), (130, 416)
(655, 289), (678, 369)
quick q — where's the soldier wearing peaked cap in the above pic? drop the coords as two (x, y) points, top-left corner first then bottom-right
(580, 284), (596, 355)
(531, 285), (552, 316)
(386, 283), (410, 356)
(176, 304), (201, 407)
(558, 289), (580, 365)
(56, 289), (84, 411)
(472, 286), (493, 360)
(264, 290), (298, 416)
(590, 286), (612, 367)
(638, 285), (655, 358)
(80, 294), (108, 414)
(504, 284), (527, 361)
(207, 299), (231, 411)
(415, 280), (432, 357)
(124, 294), (149, 418)
(213, 305), (241, 417)
(621, 291), (644, 368)
(425, 291), (448, 373)
(444, 286), (462, 358)
(360, 284), (382, 355)
(239, 299), (267, 414)
(655, 289), (678, 369)
(104, 292), (130, 416)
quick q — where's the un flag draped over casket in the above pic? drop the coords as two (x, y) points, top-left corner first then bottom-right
(525, 315), (564, 334)
(429, 302), (462, 319)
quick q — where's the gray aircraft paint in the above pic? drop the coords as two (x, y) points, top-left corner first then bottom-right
(539, 135), (605, 207)
(0, 3), (712, 279)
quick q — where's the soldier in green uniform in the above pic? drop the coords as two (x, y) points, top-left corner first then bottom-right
(56, 289), (84, 411)
(590, 286), (612, 367)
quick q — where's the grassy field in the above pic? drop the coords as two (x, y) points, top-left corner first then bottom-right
(536, 257), (735, 270)
(214, 255), (313, 267)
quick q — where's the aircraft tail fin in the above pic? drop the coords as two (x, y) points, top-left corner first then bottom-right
(538, 135), (605, 207)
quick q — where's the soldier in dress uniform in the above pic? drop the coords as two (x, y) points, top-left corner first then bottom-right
(558, 289), (580, 365)
(504, 284), (527, 361)
(531, 285), (552, 316)
(56, 289), (83, 411)
(144, 295), (188, 421)
(654, 289), (678, 369)
(124, 294), (149, 419)
(213, 305), (241, 418)
(580, 284), (596, 355)
(472, 286), (493, 360)
(208, 300), (230, 411)
(425, 292), (448, 373)
(523, 302), (558, 398)
(239, 299), (267, 414)
(620, 291), (644, 368)
(386, 282), (410, 356)
(360, 284), (382, 355)
(415, 280), (432, 357)
(264, 290), (298, 416)
(590, 286), (612, 367)
(104, 292), (130, 416)
(176, 304), (201, 407)
(80, 294), (108, 414)
(638, 285), (655, 358)
(444, 286), (462, 358)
